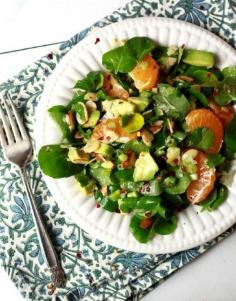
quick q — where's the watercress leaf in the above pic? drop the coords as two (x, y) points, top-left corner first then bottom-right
(188, 86), (208, 107)
(200, 184), (228, 212)
(67, 91), (86, 109)
(187, 70), (219, 87)
(112, 169), (134, 182)
(102, 46), (136, 73)
(207, 153), (225, 168)
(74, 71), (104, 92)
(120, 196), (166, 218)
(75, 169), (90, 187)
(123, 140), (149, 153)
(225, 117), (236, 152)
(38, 145), (83, 178)
(102, 37), (155, 73)
(164, 171), (191, 195)
(48, 106), (71, 141)
(153, 84), (190, 119)
(154, 214), (178, 235)
(129, 215), (155, 243)
(94, 191), (118, 212)
(125, 37), (156, 62)
(214, 77), (236, 105)
(186, 127), (214, 151)
(222, 66), (236, 79)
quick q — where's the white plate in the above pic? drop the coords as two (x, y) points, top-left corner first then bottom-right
(35, 17), (236, 254)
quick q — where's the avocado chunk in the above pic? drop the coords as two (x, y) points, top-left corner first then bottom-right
(96, 143), (114, 158)
(133, 152), (159, 182)
(77, 180), (95, 195)
(68, 147), (90, 164)
(129, 97), (150, 112)
(90, 164), (113, 186)
(159, 57), (177, 73)
(183, 49), (214, 67)
(75, 171), (95, 195)
(83, 110), (100, 128)
(122, 113), (144, 133)
(102, 99), (136, 116)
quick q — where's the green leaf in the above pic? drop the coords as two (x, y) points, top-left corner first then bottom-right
(119, 195), (166, 218)
(222, 66), (236, 79)
(94, 191), (118, 212)
(126, 37), (156, 62)
(67, 91), (86, 108)
(75, 169), (90, 187)
(225, 117), (236, 152)
(72, 102), (88, 124)
(188, 86), (208, 107)
(207, 154), (225, 168)
(123, 140), (149, 153)
(164, 171), (191, 195)
(129, 215), (154, 243)
(153, 84), (190, 119)
(186, 127), (214, 151)
(48, 105), (71, 141)
(74, 71), (104, 91)
(214, 77), (236, 105)
(154, 214), (178, 235)
(200, 184), (228, 212)
(187, 70), (219, 87)
(102, 37), (155, 73)
(38, 145), (83, 178)
(102, 46), (135, 73)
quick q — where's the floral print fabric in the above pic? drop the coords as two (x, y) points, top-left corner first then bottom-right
(0, 1), (235, 300)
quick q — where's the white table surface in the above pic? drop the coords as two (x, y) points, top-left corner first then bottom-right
(0, 1), (236, 301)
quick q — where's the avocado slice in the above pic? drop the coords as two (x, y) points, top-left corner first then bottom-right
(68, 147), (90, 164)
(77, 180), (95, 195)
(122, 113), (144, 133)
(183, 49), (214, 67)
(133, 152), (159, 182)
(102, 99), (136, 116)
(96, 143), (114, 158)
(129, 97), (150, 112)
(83, 110), (100, 128)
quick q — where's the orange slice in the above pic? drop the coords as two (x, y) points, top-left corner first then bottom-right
(187, 151), (216, 204)
(186, 108), (223, 154)
(129, 54), (159, 91)
(103, 73), (129, 100)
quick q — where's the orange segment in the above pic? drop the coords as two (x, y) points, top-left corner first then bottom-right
(187, 151), (216, 204)
(209, 101), (234, 128)
(185, 108), (223, 154)
(129, 54), (159, 91)
(103, 73), (129, 100)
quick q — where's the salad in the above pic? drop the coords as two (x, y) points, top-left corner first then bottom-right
(38, 37), (236, 243)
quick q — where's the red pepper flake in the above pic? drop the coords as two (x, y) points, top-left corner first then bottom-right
(94, 37), (100, 44)
(76, 251), (82, 258)
(96, 203), (101, 208)
(47, 52), (53, 60)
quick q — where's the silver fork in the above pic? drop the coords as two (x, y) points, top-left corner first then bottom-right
(0, 98), (65, 288)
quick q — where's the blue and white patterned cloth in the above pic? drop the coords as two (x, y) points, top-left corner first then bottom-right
(0, 1), (235, 300)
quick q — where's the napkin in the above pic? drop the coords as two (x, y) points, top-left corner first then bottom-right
(0, 1), (235, 300)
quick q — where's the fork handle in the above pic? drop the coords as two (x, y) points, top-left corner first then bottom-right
(19, 167), (65, 288)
